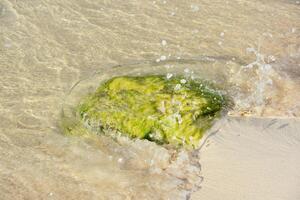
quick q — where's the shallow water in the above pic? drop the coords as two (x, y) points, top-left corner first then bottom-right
(0, 0), (299, 199)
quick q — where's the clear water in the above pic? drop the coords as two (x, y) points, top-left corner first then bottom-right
(0, 0), (299, 199)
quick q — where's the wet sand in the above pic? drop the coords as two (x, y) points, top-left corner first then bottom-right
(193, 117), (300, 200)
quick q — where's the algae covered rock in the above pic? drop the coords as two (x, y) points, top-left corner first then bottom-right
(77, 75), (226, 148)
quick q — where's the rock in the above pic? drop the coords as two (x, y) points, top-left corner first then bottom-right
(74, 75), (227, 148)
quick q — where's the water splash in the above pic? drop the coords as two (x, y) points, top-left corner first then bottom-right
(228, 47), (279, 116)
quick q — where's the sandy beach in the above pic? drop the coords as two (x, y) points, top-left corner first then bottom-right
(193, 116), (300, 200)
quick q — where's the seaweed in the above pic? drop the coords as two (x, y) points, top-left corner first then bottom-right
(73, 75), (227, 148)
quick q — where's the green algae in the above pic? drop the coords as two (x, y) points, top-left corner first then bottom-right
(72, 75), (227, 148)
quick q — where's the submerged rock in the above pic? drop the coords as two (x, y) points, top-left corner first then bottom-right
(73, 75), (226, 148)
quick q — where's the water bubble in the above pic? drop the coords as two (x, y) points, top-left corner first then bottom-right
(192, 29), (199, 34)
(118, 158), (124, 164)
(191, 5), (200, 12)
(262, 32), (273, 38)
(267, 55), (276, 62)
(174, 84), (181, 91)
(166, 73), (173, 79)
(160, 55), (167, 61)
(180, 79), (187, 84)
(246, 47), (255, 53)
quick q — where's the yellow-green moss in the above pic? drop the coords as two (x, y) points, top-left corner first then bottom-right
(74, 75), (226, 148)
